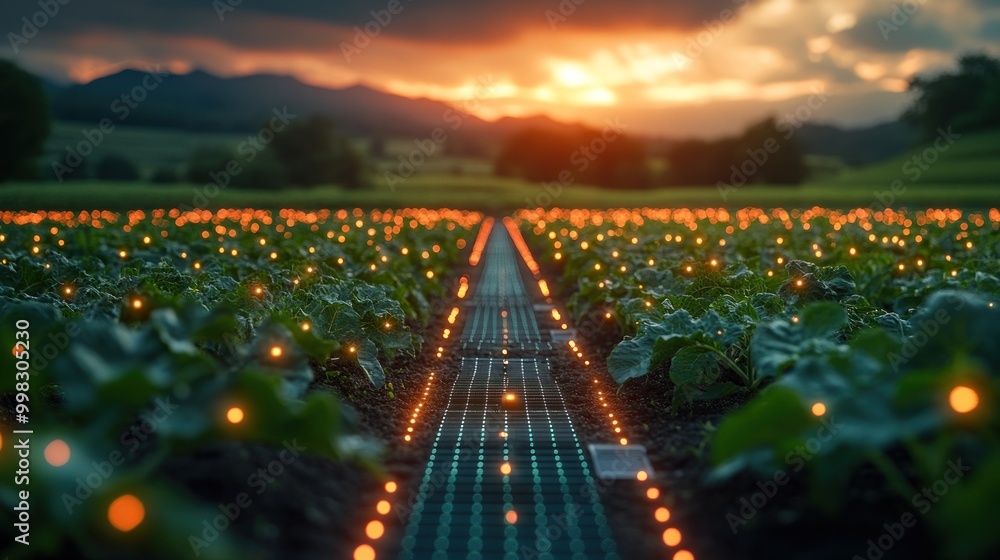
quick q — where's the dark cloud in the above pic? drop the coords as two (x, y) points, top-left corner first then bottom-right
(834, 8), (955, 53)
(981, 18), (1000, 39)
(2, 0), (749, 46)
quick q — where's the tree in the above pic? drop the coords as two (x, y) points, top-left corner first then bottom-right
(0, 61), (51, 182)
(664, 117), (807, 187)
(494, 126), (652, 188)
(150, 166), (180, 184)
(237, 150), (286, 190)
(185, 145), (237, 184)
(269, 115), (368, 188)
(740, 117), (807, 185)
(494, 128), (578, 183)
(95, 154), (141, 181)
(904, 53), (1000, 139)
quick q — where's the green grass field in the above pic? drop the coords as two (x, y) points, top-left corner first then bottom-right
(9, 123), (996, 211)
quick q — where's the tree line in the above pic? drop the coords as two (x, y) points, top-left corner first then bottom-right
(1, 53), (998, 187)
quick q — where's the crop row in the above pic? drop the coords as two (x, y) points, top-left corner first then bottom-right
(519, 207), (1000, 559)
(0, 208), (480, 559)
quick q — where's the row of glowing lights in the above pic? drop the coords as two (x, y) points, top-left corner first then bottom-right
(353, 480), (398, 560)
(545, 228), (977, 258)
(540, 226), (980, 280)
(504, 222), (697, 559)
(514, 208), (998, 231)
(1, 208), (483, 229)
(353, 222), (490, 559)
(52, 289), (392, 351)
(12, 230), (454, 280)
(539, 220), (981, 247)
(538, 224), (995, 308)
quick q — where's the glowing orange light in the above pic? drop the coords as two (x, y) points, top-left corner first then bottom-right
(505, 510), (518, 524)
(655, 507), (671, 523)
(385, 481), (398, 493)
(365, 520), (385, 539)
(646, 488), (660, 500)
(662, 528), (682, 546)
(132, 299), (143, 309)
(354, 544), (376, 560)
(376, 500), (391, 515)
(636, 470), (648, 482)
(44, 439), (71, 467)
(811, 402), (827, 416)
(270, 346), (283, 358)
(500, 462), (512, 475)
(950, 386), (979, 413)
(538, 280), (550, 297)
(108, 494), (145, 532)
(226, 407), (245, 424)
(674, 551), (695, 560)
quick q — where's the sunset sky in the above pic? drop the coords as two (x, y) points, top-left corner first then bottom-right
(3, 0), (999, 135)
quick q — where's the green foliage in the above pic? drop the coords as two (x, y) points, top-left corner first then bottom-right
(149, 166), (180, 184)
(0, 208), (476, 558)
(0, 61), (51, 181)
(95, 154), (141, 181)
(269, 115), (368, 189)
(527, 209), (1000, 559)
(494, 126), (653, 188)
(664, 116), (808, 186)
(185, 145), (237, 185)
(905, 53), (1000, 139)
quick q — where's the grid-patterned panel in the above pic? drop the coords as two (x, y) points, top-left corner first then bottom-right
(398, 225), (619, 560)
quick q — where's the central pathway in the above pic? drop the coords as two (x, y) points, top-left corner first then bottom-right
(398, 224), (620, 560)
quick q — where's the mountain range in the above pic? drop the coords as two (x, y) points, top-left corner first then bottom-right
(43, 69), (917, 165)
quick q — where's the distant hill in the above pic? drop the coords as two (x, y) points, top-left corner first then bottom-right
(796, 121), (918, 166)
(48, 70), (474, 135)
(821, 129), (1000, 187)
(44, 69), (583, 149)
(45, 69), (916, 166)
